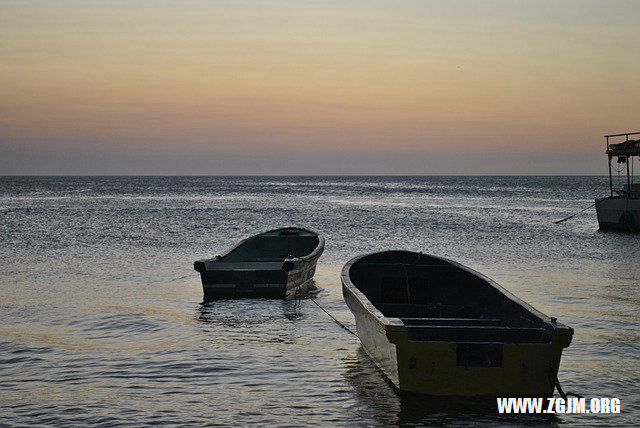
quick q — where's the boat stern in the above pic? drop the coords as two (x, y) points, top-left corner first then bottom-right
(384, 318), (573, 397)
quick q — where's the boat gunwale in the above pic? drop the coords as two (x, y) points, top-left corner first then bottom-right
(341, 250), (566, 332)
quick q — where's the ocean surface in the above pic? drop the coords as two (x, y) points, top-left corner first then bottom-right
(0, 176), (638, 427)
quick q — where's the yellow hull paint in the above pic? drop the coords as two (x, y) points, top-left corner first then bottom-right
(387, 327), (570, 396)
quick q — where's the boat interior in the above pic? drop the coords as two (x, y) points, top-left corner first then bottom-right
(223, 229), (320, 263)
(348, 251), (553, 344)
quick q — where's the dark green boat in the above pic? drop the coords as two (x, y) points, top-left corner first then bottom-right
(342, 250), (573, 396)
(194, 227), (324, 300)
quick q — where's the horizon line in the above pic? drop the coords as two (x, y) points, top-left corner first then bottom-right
(0, 174), (611, 178)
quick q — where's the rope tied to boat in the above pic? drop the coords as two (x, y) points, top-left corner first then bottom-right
(302, 292), (357, 337)
(293, 285), (302, 307)
(554, 200), (601, 224)
(550, 367), (582, 400)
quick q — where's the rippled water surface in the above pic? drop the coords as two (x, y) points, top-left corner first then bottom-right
(1, 176), (638, 426)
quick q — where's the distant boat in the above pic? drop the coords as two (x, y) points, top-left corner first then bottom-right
(342, 250), (573, 396)
(194, 227), (324, 299)
(596, 132), (640, 231)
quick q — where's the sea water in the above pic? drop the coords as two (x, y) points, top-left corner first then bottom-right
(0, 176), (638, 426)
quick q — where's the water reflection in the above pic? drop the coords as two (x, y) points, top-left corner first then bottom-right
(344, 347), (560, 426)
(195, 299), (306, 345)
(342, 347), (400, 425)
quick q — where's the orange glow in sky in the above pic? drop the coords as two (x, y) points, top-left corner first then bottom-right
(1, 1), (639, 174)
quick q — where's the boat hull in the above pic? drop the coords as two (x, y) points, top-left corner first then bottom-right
(197, 257), (320, 300)
(595, 197), (640, 231)
(194, 227), (324, 300)
(342, 251), (573, 396)
(343, 282), (400, 387)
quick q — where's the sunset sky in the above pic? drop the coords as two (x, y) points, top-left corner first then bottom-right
(1, 1), (639, 175)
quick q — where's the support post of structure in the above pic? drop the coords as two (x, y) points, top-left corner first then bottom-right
(607, 136), (613, 197)
(627, 155), (632, 197)
(608, 155), (613, 197)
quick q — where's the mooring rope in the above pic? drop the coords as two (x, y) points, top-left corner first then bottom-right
(554, 200), (600, 224)
(306, 295), (357, 337)
(293, 285), (302, 307)
(551, 367), (582, 400)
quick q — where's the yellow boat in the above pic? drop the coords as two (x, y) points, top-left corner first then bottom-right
(341, 250), (573, 396)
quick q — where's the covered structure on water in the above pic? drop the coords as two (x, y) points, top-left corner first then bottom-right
(596, 131), (640, 231)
